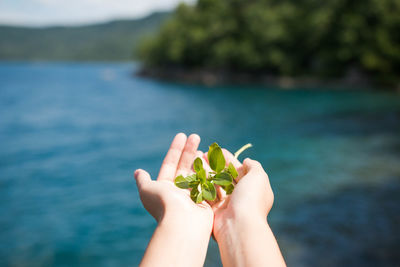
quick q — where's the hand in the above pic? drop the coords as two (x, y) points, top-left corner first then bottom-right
(200, 149), (285, 267)
(134, 133), (214, 267)
(134, 132), (213, 230)
(200, 149), (274, 238)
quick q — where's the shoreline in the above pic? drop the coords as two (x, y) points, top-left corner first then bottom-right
(137, 66), (399, 91)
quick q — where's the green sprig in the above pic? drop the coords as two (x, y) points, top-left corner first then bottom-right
(174, 142), (252, 203)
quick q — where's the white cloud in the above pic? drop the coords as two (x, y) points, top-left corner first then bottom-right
(0, 0), (195, 26)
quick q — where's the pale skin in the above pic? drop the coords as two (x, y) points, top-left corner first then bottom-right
(134, 133), (213, 267)
(202, 149), (286, 267)
(134, 133), (286, 267)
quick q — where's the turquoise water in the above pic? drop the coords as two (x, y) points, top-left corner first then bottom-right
(0, 62), (399, 266)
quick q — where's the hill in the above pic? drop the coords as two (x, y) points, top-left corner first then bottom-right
(0, 12), (170, 61)
(137, 0), (400, 88)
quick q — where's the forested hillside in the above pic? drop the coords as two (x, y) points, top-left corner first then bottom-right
(138, 0), (400, 87)
(0, 12), (170, 61)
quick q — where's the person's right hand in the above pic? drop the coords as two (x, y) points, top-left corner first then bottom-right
(201, 150), (285, 267)
(210, 152), (274, 239)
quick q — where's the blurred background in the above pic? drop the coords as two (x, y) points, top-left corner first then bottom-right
(0, 0), (399, 266)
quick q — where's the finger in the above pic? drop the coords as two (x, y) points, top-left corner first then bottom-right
(241, 158), (269, 181)
(210, 190), (228, 213)
(203, 151), (209, 164)
(216, 184), (226, 200)
(176, 134), (201, 176)
(134, 169), (151, 191)
(231, 158), (265, 184)
(158, 133), (187, 181)
(243, 158), (264, 173)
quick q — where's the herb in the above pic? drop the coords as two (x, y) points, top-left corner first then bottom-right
(174, 143), (252, 203)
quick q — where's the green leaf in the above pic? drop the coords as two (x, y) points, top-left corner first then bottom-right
(228, 163), (238, 179)
(223, 184), (234, 194)
(186, 173), (197, 182)
(173, 142), (249, 203)
(174, 175), (190, 189)
(188, 180), (199, 188)
(191, 183), (205, 203)
(175, 173), (197, 189)
(197, 168), (206, 183)
(208, 142), (225, 173)
(190, 185), (199, 202)
(196, 192), (203, 203)
(193, 157), (203, 173)
(202, 181), (217, 201)
(212, 172), (233, 186)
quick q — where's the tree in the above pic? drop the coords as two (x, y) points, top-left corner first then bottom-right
(138, 0), (400, 86)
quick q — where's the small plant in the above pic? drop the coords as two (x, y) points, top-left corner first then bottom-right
(174, 143), (252, 203)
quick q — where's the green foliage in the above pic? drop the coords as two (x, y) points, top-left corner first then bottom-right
(174, 142), (252, 203)
(208, 142), (226, 173)
(0, 12), (170, 61)
(213, 173), (233, 186)
(228, 163), (238, 179)
(138, 0), (400, 85)
(175, 174), (196, 189)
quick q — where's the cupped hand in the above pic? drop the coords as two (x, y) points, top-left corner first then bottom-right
(200, 149), (274, 239)
(134, 133), (213, 231)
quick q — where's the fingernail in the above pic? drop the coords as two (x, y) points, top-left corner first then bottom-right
(244, 158), (252, 163)
(189, 133), (200, 141)
(176, 132), (186, 138)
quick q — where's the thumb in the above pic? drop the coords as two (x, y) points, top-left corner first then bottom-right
(243, 158), (263, 173)
(134, 169), (151, 191)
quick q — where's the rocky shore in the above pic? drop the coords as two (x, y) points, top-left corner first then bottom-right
(136, 66), (398, 90)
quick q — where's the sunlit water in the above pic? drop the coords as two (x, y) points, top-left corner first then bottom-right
(0, 62), (399, 266)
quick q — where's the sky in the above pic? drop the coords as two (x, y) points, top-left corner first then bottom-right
(0, 0), (194, 27)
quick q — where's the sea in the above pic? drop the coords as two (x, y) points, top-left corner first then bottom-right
(0, 62), (399, 266)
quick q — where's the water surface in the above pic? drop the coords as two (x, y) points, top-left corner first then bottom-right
(0, 62), (399, 266)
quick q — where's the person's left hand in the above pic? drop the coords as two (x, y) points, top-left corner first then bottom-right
(134, 133), (213, 232)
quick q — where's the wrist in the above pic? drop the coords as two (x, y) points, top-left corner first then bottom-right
(214, 213), (286, 267)
(215, 212), (267, 242)
(143, 207), (213, 267)
(160, 209), (213, 237)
